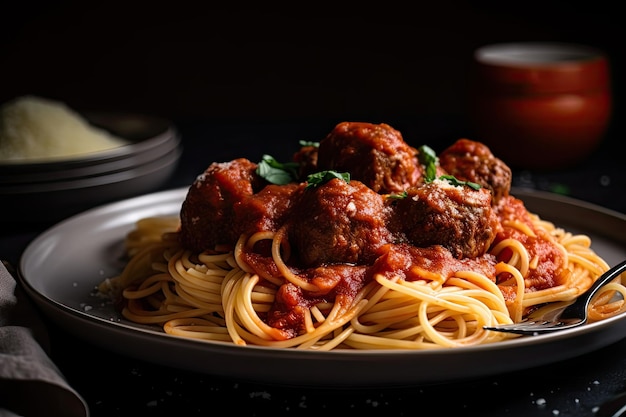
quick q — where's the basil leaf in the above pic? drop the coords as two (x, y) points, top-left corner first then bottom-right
(418, 144), (437, 166)
(418, 145), (438, 183)
(417, 145), (481, 190)
(387, 191), (408, 200)
(439, 174), (481, 190)
(299, 140), (319, 148)
(306, 171), (350, 189)
(256, 154), (300, 185)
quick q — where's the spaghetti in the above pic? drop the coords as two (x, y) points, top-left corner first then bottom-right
(97, 123), (626, 350)
(99, 205), (624, 350)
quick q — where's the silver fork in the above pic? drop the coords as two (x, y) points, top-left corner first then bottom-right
(483, 259), (626, 335)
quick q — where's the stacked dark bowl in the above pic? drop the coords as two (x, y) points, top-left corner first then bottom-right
(0, 112), (182, 225)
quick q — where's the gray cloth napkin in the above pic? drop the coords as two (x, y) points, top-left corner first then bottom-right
(0, 261), (89, 417)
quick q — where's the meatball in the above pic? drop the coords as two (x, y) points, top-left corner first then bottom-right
(438, 138), (512, 205)
(288, 178), (393, 267)
(292, 144), (319, 180)
(387, 179), (500, 259)
(179, 158), (266, 252)
(316, 121), (421, 194)
(233, 182), (303, 237)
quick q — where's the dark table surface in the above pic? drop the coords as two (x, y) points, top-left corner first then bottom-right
(2, 115), (625, 417)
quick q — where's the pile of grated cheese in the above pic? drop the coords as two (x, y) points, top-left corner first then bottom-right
(0, 95), (128, 161)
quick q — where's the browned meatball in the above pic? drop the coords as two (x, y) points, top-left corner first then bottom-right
(438, 138), (512, 205)
(292, 144), (319, 180)
(233, 182), (303, 237)
(287, 178), (393, 267)
(316, 122), (421, 194)
(179, 158), (266, 252)
(387, 180), (500, 259)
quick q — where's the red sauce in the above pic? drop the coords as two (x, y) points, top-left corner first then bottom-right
(493, 196), (566, 302)
(178, 125), (568, 337)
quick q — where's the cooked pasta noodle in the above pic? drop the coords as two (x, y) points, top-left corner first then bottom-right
(98, 208), (626, 350)
(96, 126), (625, 350)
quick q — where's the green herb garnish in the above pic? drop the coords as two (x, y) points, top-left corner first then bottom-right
(549, 183), (571, 196)
(417, 144), (439, 182)
(299, 140), (320, 148)
(438, 174), (481, 190)
(256, 154), (300, 185)
(417, 144), (481, 190)
(305, 171), (350, 189)
(387, 191), (408, 200)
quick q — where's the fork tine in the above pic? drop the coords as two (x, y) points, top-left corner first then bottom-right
(483, 259), (626, 336)
(485, 319), (550, 327)
(482, 325), (550, 335)
(483, 321), (551, 332)
(483, 319), (583, 335)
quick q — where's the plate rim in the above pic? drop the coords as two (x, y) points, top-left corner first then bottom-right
(17, 186), (626, 387)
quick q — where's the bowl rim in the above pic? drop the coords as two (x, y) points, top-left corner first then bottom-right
(0, 111), (176, 168)
(0, 144), (182, 194)
(474, 42), (606, 66)
(0, 130), (181, 185)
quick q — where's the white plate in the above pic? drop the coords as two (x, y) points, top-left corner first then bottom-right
(17, 187), (626, 387)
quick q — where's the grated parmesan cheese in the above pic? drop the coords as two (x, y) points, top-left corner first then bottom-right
(0, 95), (128, 161)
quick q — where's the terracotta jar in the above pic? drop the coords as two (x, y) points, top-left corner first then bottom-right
(468, 42), (612, 170)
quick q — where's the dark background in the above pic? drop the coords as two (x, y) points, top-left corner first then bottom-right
(3, 4), (626, 416)
(1, 1), (625, 215)
(2, 1), (624, 126)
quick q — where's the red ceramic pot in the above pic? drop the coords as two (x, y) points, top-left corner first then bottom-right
(468, 42), (612, 170)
